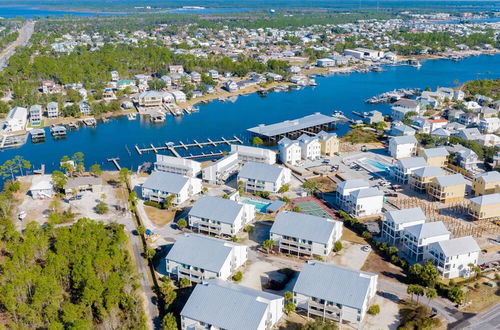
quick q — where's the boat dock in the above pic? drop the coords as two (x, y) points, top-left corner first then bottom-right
(30, 128), (46, 142)
(82, 118), (97, 126)
(135, 136), (244, 157)
(51, 125), (67, 137)
(107, 158), (121, 170)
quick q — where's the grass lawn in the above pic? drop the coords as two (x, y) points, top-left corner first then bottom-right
(305, 177), (336, 192)
(461, 280), (500, 313)
(341, 227), (367, 244)
(144, 205), (176, 226)
(255, 213), (275, 221)
(26, 119), (45, 128)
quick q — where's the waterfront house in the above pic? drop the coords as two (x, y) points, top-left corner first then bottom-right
(335, 179), (369, 207)
(171, 90), (187, 103)
(190, 71), (202, 84)
(388, 135), (418, 159)
(63, 176), (102, 195)
(344, 47), (384, 60)
(138, 91), (163, 108)
(278, 137), (302, 165)
(270, 211), (343, 257)
(46, 102), (59, 119)
(472, 171), (500, 196)
(29, 105), (42, 126)
(427, 174), (467, 203)
(79, 101), (91, 115)
(297, 134), (321, 160)
(428, 236), (480, 279)
(316, 131), (339, 156)
(456, 148), (479, 172)
(293, 261), (378, 324)
(230, 144), (276, 165)
(202, 153), (240, 184)
(29, 175), (54, 199)
(317, 58), (336, 67)
(391, 99), (420, 121)
(419, 147), (449, 167)
(402, 221), (451, 262)
(141, 171), (202, 205)
(2, 106), (27, 133)
(393, 157), (428, 184)
(224, 80), (239, 92)
(478, 117), (500, 134)
(154, 154), (201, 177)
(165, 234), (247, 283)
(363, 110), (384, 125)
(188, 196), (255, 237)
(345, 187), (384, 217)
(237, 162), (291, 193)
(181, 279), (283, 330)
(381, 207), (427, 246)
(409, 166), (445, 192)
(469, 193), (500, 220)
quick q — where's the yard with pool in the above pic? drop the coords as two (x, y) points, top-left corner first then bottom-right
(240, 197), (271, 213)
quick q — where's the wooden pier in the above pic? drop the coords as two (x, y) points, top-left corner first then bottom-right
(135, 136), (244, 157)
(107, 158), (121, 170)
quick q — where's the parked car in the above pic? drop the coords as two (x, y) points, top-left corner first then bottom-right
(18, 211), (27, 221)
(361, 245), (371, 252)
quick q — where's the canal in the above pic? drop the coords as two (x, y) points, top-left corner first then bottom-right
(1, 54), (499, 172)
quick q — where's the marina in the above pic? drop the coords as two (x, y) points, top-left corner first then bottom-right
(135, 136), (244, 157)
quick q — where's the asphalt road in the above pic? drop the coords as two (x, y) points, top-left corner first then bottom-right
(453, 303), (500, 330)
(0, 20), (35, 70)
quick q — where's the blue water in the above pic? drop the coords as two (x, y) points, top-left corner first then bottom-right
(0, 6), (126, 18)
(168, 8), (255, 14)
(365, 159), (392, 172)
(240, 198), (270, 213)
(1, 54), (499, 173)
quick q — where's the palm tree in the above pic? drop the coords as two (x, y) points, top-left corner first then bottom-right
(262, 239), (275, 253)
(425, 288), (437, 306)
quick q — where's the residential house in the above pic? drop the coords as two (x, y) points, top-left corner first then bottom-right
(472, 171), (500, 196)
(478, 117), (500, 134)
(293, 261), (378, 324)
(2, 106), (27, 132)
(388, 135), (418, 159)
(419, 147), (449, 167)
(409, 166), (445, 192)
(190, 71), (202, 84)
(208, 69), (219, 80)
(393, 157), (428, 184)
(165, 234), (247, 282)
(237, 162), (291, 193)
(345, 187), (384, 217)
(63, 176), (102, 195)
(169, 65), (184, 74)
(46, 102), (59, 119)
(79, 101), (91, 115)
(202, 152), (240, 184)
(382, 207), (427, 246)
(459, 112), (480, 126)
(138, 91), (163, 108)
(403, 221), (451, 262)
(278, 137), (302, 165)
(110, 70), (119, 82)
(390, 122), (416, 136)
(29, 105), (42, 126)
(270, 211), (343, 257)
(456, 148), (479, 172)
(317, 58), (336, 67)
(316, 131), (339, 156)
(29, 175), (54, 199)
(141, 171), (202, 205)
(428, 236), (480, 279)
(181, 279), (283, 330)
(188, 196), (255, 236)
(230, 144), (276, 165)
(363, 110), (384, 125)
(41, 80), (61, 94)
(427, 174), (467, 203)
(224, 80), (239, 92)
(297, 134), (321, 160)
(335, 179), (369, 208)
(469, 193), (500, 220)
(391, 99), (420, 121)
(154, 154), (201, 177)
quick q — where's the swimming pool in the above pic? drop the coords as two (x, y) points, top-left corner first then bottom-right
(240, 198), (271, 213)
(365, 159), (392, 172)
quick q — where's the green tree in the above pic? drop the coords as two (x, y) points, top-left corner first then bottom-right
(284, 301), (296, 315)
(292, 205), (302, 213)
(232, 271), (243, 282)
(164, 194), (176, 209)
(95, 201), (109, 214)
(162, 313), (177, 330)
(137, 225), (146, 236)
(426, 288), (437, 306)
(51, 170), (67, 190)
(301, 319), (339, 330)
(72, 152), (85, 174)
(302, 180), (320, 195)
(262, 239), (275, 253)
(278, 184), (290, 193)
(177, 218), (187, 230)
(252, 136), (264, 146)
(89, 164), (102, 177)
(333, 241), (343, 252)
(179, 277), (191, 288)
(145, 247), (156, 260)
(368, 304), (380, 315)
(0, 156), (31, 180)
(60, 155), (75, 176)
(118, 167), (132, 185)
(448, 287), (465, 305)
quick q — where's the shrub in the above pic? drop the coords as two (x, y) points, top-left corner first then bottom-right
(95, 201), (109, 214)
(232, 271), (243, 282)
(281, 196), (291, 203)
(244, 225), (252, 233)
(333, 241), (343, 252)
(362, 231), (372, 240)
(368, 304), (380, 315)
(144, 200), (165, 209)
(179, 278), (191, 288)
(284, 301), (296, 315)
(177, 218), (187, 229)
(261, 191), (270, 199)
(292, 205), (301, 212)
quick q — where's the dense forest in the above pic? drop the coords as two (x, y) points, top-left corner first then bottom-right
(462, 78), (500, 100)
(0, 186), (147, 329)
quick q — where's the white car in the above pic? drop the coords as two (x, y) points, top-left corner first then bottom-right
(18, 211), (27, 221)
(361, 245), (371, 252)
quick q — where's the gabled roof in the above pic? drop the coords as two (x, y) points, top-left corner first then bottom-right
(142, 171), (190, 194)
(432, 236), (480, 257)
(386, 207), (426, 225)
(470, 193), (500, 206)
(166, 234), (243, 273)
(412, 166), (445, 178)
(391, 135), (418, 145)
(474, 171), (500, 183)
(350, 187), (383, 199)
(293, 261), (376, 310)
(397, 157), (427, 170)
(421, 147), (449, 158)
(405, 221), (450, 240)
(189, 196), (244, 225)
(434, 174), (466, 187)
(29, 175), (53, 191)
(336, 179), (369, 192)
(238, 162), (285, 183)
(181, 279), (281, 330)
(270, 211), (340, 245)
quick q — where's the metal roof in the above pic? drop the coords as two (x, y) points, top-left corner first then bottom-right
(238, 162), (286, 183)
(247, 113), (338, 137)
(336, 179), (369, 192)
(391, 135), (418, 145)
(181, 279), (281, 330)
(270, 211), (340, 245)
(397, 157), (428, 170)
(422, 147), (449, 158)
(350, 187), (383, 199)
(405, 221), (450, 240)
(189, 196), (244, 225)
(474, 171), (500, 183)
(434, 174), (466, 187)
(386, 207), (427, 225)
(142, 171), (190, 194)
(293, 261), (376, 310)
(412, 166), (445, 178)
(432, 236), (480, 257)
(166, 234), (243, 273)
(470, 193), (500, 206)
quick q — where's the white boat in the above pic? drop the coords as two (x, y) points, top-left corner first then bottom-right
(128, 113), (137, 120)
